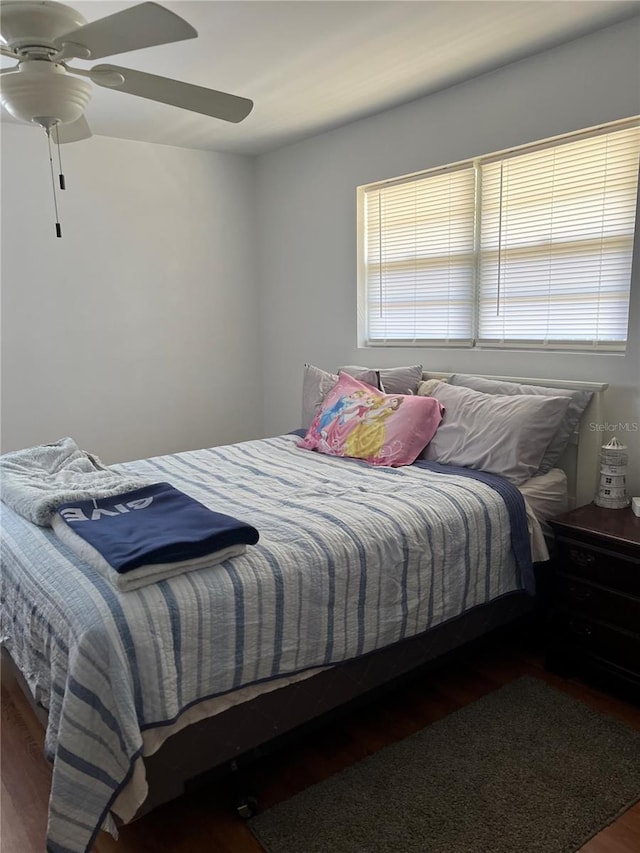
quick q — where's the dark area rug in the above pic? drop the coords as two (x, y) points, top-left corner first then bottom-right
(248, 676), (640, 853)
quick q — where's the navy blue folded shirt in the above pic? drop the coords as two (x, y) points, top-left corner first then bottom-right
(55, 482), (260, 573)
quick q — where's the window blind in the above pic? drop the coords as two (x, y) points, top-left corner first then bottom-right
(359, 120), (640, 351)
(477, 125), (640, 350)
(362, 166), (476, 345)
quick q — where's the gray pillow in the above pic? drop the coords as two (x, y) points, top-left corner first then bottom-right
(422, 382), (571, 485)
(449, 374), (593, 473)
(301, 364), (379, 429)
(340, 364), (423, 395)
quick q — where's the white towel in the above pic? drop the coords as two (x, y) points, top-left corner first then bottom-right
(52, 513), (246, 591)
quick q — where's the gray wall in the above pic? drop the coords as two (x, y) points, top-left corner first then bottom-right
(1, 128), (260, 463)
(2, 18), (639, 493)
(255, 18), (640, 493)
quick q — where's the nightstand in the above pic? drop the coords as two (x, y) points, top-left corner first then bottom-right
(547, 503), (640, 700)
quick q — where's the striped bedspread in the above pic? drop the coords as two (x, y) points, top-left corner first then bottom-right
(0, 434), (531, 853)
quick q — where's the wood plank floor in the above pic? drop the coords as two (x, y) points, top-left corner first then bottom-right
(2, 629), (639, 853)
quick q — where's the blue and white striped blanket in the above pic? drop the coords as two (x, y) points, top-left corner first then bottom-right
(0, 434), (531, 853)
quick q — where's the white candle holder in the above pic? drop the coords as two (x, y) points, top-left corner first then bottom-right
(594, 436), (630, 509)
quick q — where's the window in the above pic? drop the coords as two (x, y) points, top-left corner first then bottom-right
(358, 120), (640, 351)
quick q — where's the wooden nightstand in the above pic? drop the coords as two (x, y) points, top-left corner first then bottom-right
(547, 503), (640, 700)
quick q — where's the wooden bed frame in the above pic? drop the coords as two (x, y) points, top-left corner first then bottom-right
(1, 373), (609, 827)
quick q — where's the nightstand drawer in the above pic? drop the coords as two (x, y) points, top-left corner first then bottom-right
(555, 615), (640, 677)
(554, 576), (640, 636)
(548, 505), (640, 697)
(556, 539), (640, 596)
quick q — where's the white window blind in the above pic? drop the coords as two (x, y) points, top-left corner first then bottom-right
(362, 166), (476, 345)
(478, 125), (640, 350)
(359, 120), (640, 351)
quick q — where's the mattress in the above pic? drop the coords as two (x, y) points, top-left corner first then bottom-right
(1, 433), (533, 853)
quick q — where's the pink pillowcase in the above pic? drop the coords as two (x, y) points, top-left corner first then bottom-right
(298, 372), (444, 467)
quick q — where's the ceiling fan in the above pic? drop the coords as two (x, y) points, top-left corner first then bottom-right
(0, 0), (254, 143)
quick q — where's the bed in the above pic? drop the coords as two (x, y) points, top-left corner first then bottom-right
(0, 371), (607, 853)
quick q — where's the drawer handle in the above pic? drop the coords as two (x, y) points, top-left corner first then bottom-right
(568, 584), (592, 602)
(569, 619), (594, 639)
(569, 548), (596, 567)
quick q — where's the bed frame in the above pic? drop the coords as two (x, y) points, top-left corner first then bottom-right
(1, 374), (609, 826)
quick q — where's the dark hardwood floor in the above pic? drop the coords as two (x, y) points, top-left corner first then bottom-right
(2, 628), (639, 853)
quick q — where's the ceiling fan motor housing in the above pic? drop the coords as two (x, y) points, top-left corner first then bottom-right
(0, 2), (91, 127)
(0, 60), (91, 126)
(0, 1), (87, 52)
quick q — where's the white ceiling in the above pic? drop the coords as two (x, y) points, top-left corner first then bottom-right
(2, 0), (640, 155)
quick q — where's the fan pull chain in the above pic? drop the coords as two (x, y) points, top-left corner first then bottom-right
(46, 129), (62, 238)
(54, 125), (66, 190)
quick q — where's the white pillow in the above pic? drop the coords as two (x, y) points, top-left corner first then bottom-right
(301, 364), (379, 429)
(421, 382), (571, 485)
(448, 374), (593, 474)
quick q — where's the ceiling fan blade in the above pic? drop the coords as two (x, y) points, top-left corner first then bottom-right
(54, 115), (92, 144)
(90, 64), (254, 123)
(54, 2), (197, 61)
(1, 46), (17, 59)
(0, 66), (18, 75)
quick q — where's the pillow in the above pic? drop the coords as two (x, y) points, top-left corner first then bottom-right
(340, 364), (382, 386)
(301, 364), (380, 429)
(448, 374), (593, 473)
(340, 364), (423, 395)
(421, 382), (571, 485)
(298, 372), (444, 467)
(417, 377), (449, 396)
